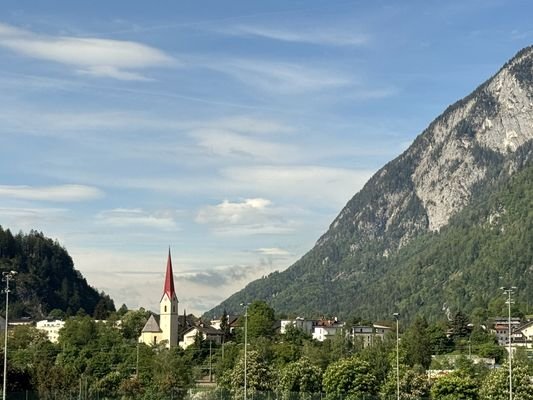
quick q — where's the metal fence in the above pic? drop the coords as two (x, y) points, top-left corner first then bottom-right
(3, 389), (425, 400)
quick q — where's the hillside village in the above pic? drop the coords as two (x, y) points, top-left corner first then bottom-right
(22, 311), (533, 358)
(22, 251), (533, 359)
(2, 1), (533, 399)
(1, 246), (533, 399)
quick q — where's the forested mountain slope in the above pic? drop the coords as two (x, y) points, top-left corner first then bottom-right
(207, 46), (533, 321)
(0, 227), (115, 319)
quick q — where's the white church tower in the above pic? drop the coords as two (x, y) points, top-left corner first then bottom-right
(159, 249), (179, 347)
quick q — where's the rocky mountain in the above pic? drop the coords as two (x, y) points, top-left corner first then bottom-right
(207, 46), (533, 322)
(0, 227), (115, 319)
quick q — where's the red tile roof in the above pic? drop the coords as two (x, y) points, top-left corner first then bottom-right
(163, 249), (176, 299)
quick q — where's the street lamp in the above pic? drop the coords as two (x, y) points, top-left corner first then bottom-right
(2, 271), (16, 400)
(393, 313), (400, 400)
(240, 303), (251, 400)
(501, 287), (516, 400)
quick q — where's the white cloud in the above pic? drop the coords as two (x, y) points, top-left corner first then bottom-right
(0, 207), (68, 234)
(196, 198), (271, 224)
(196, 198), (296, 235)
(0, 108), (293, 142)
(255, 247), (291, 257)
(0, 184), (103, 202)
(78, 66), (154, 81)
(191, 129), (297, 162)
(221, 165), (374, 207)
(38, 164), (374, 210)
(0, 206), (66, 218)
(0, 22), (173, 80)
(96, 208), (180, 230)
(177, 264), (259, 286)
(69, 247), (292, 314)
(211, 59), (352, 93)
(202, 116), (293, 135)
(232, 25), (369, 47)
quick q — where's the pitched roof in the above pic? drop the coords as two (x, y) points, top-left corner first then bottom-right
(142, 314), (162, 333)
(516, 320), (533, 332)
(163, 249), (177, 300)
(183, 325), (224, 336)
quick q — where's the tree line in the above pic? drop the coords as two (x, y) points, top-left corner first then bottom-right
(2, 300), (532, 400)
(0, 227), (115, 319)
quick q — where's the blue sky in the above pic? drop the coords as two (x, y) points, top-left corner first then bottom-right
(0, 0), (531, 315)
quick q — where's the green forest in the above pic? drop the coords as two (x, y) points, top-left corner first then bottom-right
(0, 228), (115, 319)
(210, 160), (533, 323)
(2, 301), (531, 400)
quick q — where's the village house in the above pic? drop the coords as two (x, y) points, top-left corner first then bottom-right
(491, 317), (522, 346)
(312, 318), (345, 341)
(280, 317), (314, 335)
(349, 324), (392, 347)
(210, 314), (240, 334)
(509, 320), (533, 348)
(35, 319), (65, 343)
(179, 324), (224, 349)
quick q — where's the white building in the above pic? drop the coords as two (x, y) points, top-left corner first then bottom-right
(491, 317), (522, 346)
(210, 315), (239, 333)
(350, 324), (392, 347)
(179, 325), (224, 349)
(312, 319), (345, 341)
(280, 317), (314, 335)
(510, 320), (533, 348)
(36, 319), (65, 343)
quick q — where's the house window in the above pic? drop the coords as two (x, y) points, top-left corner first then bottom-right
(173, 306), (175, 312)
(164, 306), (167, 312)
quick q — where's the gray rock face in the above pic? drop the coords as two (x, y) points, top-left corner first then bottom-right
(412, 49), (533, 231)
(320, 46), (533, 250)
(207, 47), (533, 320)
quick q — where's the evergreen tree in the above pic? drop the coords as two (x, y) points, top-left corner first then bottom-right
(450, 311), (471, 341)
(242, 300), (276, 339)
(220, 309), (230, 341)
(400, 316), (432, 369)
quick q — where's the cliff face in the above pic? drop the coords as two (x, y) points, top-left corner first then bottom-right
(207, 47), (533, 320)
(320, 46), (533, 253)
(412, 48), (532, 231)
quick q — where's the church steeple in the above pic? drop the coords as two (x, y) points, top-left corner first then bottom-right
(159, 248), (179, 347)
(163, 248), (176, 300)
(139, 249), (179, 348)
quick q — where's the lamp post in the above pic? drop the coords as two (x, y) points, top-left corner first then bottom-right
(2, 271), (16, 400)
(240, 303), (250, 400)
(501, 287), (516, 400)
(393, 313), (400, 400)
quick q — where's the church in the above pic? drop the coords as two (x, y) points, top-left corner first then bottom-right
(138, 250), (180, 347)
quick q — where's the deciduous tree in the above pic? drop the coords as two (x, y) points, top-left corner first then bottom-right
(431, 373), (478, 400)
(479, 361), (533, 400)
(322, 356), (378, 400)
(279, 357), (322, 397)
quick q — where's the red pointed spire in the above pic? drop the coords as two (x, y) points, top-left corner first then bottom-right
(163, 248), (176, 299)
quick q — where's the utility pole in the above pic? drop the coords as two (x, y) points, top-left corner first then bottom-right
(136, 342), (139, 378)
(501, 286), (516, 400)
(393, 313), (400, 400)
(2, 271), (16, 400)
(240, 303), (250, 400)
(209, 340), (212, 383)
